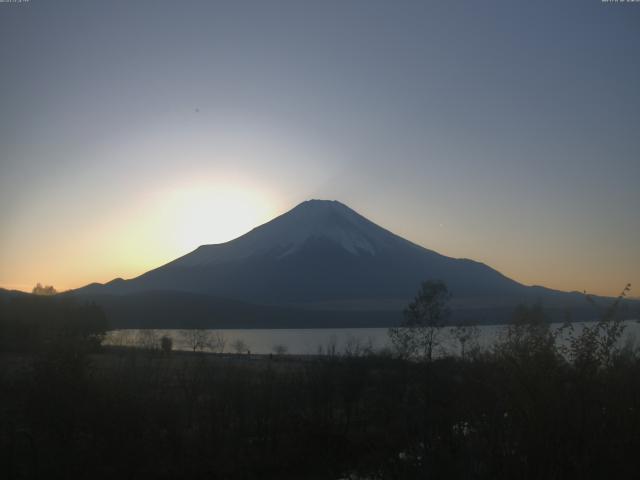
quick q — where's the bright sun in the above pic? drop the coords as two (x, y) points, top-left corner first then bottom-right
(164, 186), (274, 252)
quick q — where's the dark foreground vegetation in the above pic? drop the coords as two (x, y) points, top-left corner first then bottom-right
(1, 288), (640, 479)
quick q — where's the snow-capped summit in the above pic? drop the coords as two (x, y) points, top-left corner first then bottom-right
(170, 199), (409, 267)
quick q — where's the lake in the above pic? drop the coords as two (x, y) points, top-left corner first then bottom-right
(105, 320), (640, 356)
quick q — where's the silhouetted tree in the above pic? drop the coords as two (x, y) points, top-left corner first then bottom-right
(343, 335), (373, 357)
(450, 320), (480, 359)
(136, 329), (159, 351)
(32, 283), (57, 295)
(567, 283), (631, 372)
(389, 280), (451, 360)
(272, 344), (288, 356)
(208, 331), (226, 353)
(181, 329), (210, 352)
(231, 338), (247, 354)
(495, 302), (559, 367)
(160, 335), (173, 354)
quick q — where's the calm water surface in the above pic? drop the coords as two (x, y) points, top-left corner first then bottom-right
(106, 321), (640, 356)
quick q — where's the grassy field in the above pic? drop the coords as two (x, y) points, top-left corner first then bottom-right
(3, 337), (640, 479)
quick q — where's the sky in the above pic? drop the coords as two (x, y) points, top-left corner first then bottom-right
(0, 0), (638, 297)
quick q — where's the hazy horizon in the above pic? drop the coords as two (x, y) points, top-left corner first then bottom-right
(1, 0), (639, 297)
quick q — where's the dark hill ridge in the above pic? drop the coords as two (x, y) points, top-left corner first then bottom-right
(71, 199), (613, 327)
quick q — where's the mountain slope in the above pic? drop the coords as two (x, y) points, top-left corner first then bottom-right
(73, 199), (604, 326)
(80, 200), (522, 300)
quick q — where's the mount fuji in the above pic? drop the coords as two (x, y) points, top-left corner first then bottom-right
(72, 200), (598, 328)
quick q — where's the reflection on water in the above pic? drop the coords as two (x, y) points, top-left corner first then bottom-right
(105, 321), (640, 356)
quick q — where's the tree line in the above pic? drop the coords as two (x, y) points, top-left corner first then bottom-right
(0, 293), (108, 353)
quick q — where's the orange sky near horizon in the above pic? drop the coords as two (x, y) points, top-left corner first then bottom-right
(1, 191), (635, 299)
